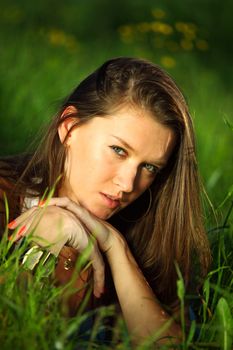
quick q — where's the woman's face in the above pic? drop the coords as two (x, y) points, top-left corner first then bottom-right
(59, 105), (175, 219)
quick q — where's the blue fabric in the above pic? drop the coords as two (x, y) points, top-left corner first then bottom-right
(189, 305), (196, 322)
(70, 313), (113, 349)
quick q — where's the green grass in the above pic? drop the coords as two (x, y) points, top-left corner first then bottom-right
(0, 197), (232, 349)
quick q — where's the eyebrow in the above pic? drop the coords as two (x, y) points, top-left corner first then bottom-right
(110, 135), (167, 167)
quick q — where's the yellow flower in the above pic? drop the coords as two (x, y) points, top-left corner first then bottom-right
(47, 28), (78, 52)
(151, 21), (173, 35)
(175, 22), (197, 37)
(180, 39), (193, 51)
(48, 29), (66, 46)
(161, 56), (176, 68)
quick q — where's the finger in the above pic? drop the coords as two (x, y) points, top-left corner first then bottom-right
(8, 224), (28, 242)
(42, 197), (109, 245)
(8, 220), (34, 242)
(90, 247), (105, 298)
(8, 206), (38, 229)
(8, 207), (49, 243)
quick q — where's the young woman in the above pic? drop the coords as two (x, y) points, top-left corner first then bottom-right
(0, 57), (211, 345)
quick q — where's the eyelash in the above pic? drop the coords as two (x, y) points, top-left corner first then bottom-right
(143, 163), (158, 174)
(110, 145), (158, 175)
(110, 145), (126, 157)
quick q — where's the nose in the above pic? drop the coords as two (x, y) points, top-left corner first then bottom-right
(113, 165), (137, 193)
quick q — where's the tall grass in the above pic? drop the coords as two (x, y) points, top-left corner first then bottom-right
(0, 194), (232, 349)
(0, 215), (120, 349)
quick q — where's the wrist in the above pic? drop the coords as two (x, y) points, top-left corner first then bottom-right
(104, 230), (127, 258)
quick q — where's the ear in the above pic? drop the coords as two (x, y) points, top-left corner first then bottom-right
(58, 106), (79, 144)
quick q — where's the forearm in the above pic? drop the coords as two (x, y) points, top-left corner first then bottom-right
(106, 234), (182, 345)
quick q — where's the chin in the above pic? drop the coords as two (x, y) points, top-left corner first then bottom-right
(98, 208), (121, 220)
(87, 207), (112, 220)
(97, 212), (113, 220)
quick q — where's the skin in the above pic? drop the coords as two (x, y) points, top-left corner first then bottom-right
(58, 105), (175, 219)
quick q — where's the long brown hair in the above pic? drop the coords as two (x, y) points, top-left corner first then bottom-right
(0, 57), (211, 305)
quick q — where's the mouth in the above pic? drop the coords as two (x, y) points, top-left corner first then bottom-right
(100, 193), (121, 209)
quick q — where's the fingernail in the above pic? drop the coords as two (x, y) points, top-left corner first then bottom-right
(17, 225), (27, 237)
(8, 220), (17, 229)
(38, 200), (46, 207)
(8, 226), (26, 241)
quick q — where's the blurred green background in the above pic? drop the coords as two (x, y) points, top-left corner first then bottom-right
(0, 0), (232, 209)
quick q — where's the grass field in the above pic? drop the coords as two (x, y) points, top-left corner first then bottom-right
(0, 1), (232, 348)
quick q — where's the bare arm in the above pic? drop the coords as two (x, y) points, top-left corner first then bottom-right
(105, 232), (182, 345)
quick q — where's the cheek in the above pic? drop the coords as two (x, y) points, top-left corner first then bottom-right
(68, 143), (90, 169)
(67, 146), (114, 183)
(138, 174), (155, 192)
(129, 176), (155, 203)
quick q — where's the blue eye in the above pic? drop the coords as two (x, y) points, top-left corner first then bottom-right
(110, 146), (126, 156)
(143, 163), (158, 174)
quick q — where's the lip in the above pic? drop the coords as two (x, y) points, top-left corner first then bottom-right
(100, 193), (121, 209)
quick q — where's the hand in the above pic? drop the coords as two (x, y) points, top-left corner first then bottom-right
(8, 205), (105, 297)
(40, 197), (125, 254)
